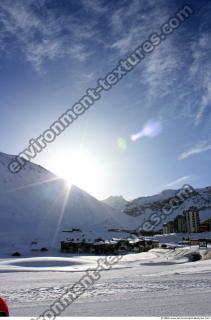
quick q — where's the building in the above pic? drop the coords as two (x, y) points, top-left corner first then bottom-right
(199, 217), (211, 232)
(199, 224), (209, 233)
(144, 239), (160, 250)
(162, 207), (211, 235)
(163, 221), (175, 234)
(60, 238), (160, 254)
(174, 215), (187, 233)
(184, 206), (200, 233)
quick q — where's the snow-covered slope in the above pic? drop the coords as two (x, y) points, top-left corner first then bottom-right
(103, 195), (128, 211)
(123, 186), (211, 229)
(1, 150), (211, 254)
(2, 246), (211, 316)
(0, 152), (134, 253)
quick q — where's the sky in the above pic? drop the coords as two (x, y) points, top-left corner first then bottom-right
(0, 0), (211, 200)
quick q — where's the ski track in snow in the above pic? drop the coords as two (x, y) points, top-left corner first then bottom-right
(1, 247), (211, 316)
(2, 278), (211, 305)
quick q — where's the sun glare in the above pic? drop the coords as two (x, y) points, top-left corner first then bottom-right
(51, 150), (105, 197)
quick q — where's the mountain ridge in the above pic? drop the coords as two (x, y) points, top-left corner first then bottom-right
(1, 151), (211, 255)
(0, 152), (135, 253)
(106, 186), (211, 230)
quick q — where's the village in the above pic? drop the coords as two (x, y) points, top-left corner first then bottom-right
(61, 237), (160, 254)
(59, 206), (211, 255)
(60, 206), (211, 255)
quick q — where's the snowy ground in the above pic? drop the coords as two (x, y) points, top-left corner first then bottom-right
(1, 244), (211, 317)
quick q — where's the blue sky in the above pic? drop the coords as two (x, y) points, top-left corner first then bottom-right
(0, 0), (211, 199)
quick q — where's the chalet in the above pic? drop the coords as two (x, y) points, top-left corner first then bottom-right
(145, 239), (159, 250)
(129, 239), (145, 253)
(128, 239), (159, 252)
(190, 238), (209, 248)
(117, 239), (131, 254)
(60, 240), (118, 254)
(60, 238), (160, 254)
(198, 239), (208, 248)
(94, 241), (118, 254)
(179, 238), (211, 248)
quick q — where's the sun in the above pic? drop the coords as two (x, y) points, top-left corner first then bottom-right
(50, 150), (105, 197)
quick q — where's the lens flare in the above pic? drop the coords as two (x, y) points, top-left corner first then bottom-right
(117, 137), (127, 151)
(131, 120), (162, 141)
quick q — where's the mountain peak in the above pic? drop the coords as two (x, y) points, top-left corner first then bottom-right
(0, 152), (134, 252)
(103, 195), (128, 210)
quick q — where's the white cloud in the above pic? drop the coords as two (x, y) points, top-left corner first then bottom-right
(110, 0), (171, 52)
(141, 41), (180, 99)
(179, 140), (211, 160)
(165, 176), (191, 188)
(195, 81), (211, 125)
(166, 176), (191, 188)
(189, 32), (211, 125)
(109, 1), (211, 125)
(110, 1), (185, 102)
(111, 33), (134, 52)
(0, 0), (95, 72)
(81, 0), (109, 14)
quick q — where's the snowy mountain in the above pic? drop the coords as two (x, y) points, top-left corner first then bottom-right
(122, 186), (211, 229)
(1, 150), (211, 255)
(103, 195), (128, 211)
(0, 152), (134, 253)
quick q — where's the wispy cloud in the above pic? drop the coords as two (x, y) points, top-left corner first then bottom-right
(165, 176), (190, 188)
(189, 31), (211, 125)
(195, 80), (211, 126)
(141, 41), (180, 99)
(109, 0), (211, 127)
(0, 0), (95, 72)
(110, 0), (187, 103)
(110, 0), (170, 54)
(179, 140), (211, 160)
(81, 0), (109, 14)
